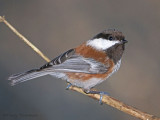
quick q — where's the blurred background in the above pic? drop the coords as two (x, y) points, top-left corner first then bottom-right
(0, 0), (160, 120)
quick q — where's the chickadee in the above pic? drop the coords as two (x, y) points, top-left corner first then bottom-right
(8, 29), (127, 103)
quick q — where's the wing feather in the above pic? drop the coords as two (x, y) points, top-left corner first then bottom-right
(39, 48), (108, 74)
(43, 55), (108, 74)
(8, 48), (108, 85)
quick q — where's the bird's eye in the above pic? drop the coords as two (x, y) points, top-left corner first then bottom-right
(109, 36), (113, 40)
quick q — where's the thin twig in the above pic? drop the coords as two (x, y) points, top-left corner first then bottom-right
(0, 16), (50, 62)
(1, 16), (160, 120)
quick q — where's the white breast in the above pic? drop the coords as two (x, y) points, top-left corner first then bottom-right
(107, 59), (121, 79)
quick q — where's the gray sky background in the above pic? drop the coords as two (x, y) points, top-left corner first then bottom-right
(0, 0), (160, 120)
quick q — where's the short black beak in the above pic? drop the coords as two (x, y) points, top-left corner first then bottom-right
(122, 39), (128, 44)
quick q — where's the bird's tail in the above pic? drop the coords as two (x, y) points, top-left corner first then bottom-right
(8, 69), (49, 86)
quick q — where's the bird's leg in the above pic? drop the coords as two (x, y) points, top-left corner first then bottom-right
(83, 89), (109, 104)
(66, 82), (72, 90)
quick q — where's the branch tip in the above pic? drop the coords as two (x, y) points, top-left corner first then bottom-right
(0, 16), (5, 22)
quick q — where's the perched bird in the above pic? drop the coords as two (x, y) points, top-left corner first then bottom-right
(8, 29), (127, 103)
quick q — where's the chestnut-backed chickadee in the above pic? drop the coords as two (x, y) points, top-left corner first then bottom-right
(8, 29), (127, 103)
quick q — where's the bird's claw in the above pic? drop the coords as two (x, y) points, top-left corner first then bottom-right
(83, 89), (109, 105)
(99, 91), (109, 105)
(66, 83), (72, 90)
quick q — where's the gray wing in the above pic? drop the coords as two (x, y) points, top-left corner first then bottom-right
(40, 49), (75, 69)
(40, 49), (108, 74)
(8, 49), (108, 86)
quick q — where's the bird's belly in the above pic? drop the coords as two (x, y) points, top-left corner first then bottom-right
(66, 72), (110, 89)
(69, 77), (104, 89)
(66, 60), (121, 89)
(50, 60), (121, 90)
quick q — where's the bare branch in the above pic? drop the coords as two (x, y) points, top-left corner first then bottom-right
(0, 16), (50, 62)
(70, 86), (160, 120)
(1, 16), (160, 120)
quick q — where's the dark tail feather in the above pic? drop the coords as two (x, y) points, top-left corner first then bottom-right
(8, 69), (48, 86)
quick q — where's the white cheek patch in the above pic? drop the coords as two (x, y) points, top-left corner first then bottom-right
(86, 38), (120, 50)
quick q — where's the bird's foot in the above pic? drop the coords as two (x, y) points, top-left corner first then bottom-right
(66, 83), (72, 90)
(84, 90), (109, 105)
